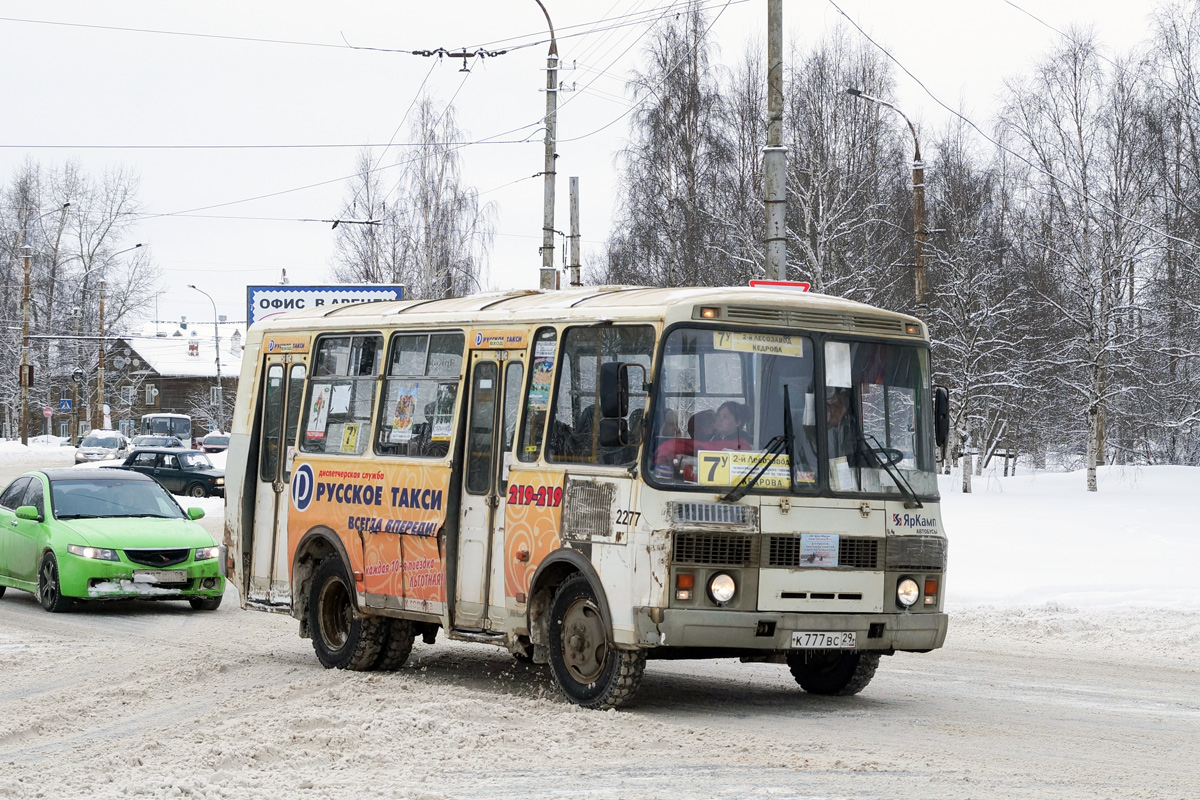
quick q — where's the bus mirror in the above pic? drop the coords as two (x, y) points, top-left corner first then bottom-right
(934, 386), (950, 447)
(600, 362), (629, 418)
(598, 417), (629, 447)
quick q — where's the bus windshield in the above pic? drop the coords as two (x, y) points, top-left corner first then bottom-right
(144, 415), (192, 441)
(648, 327), (937, 498)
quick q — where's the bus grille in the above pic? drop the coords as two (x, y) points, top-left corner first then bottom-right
(673, 533), (755, 566)
(723, 306), (911, 336)
(668, 501), (755, 527)
(561, 479), (616, 541)
(886, 536), (947, 570)
(766, 536), (879, 569)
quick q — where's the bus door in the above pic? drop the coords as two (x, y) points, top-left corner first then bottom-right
(247, 354), (308, 607)
(455, 348), (525, 629)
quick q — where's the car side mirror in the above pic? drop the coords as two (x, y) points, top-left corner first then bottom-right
(934, 386), (950, 448)
(187, 507), (205, 520)
(15, 505), (41, 522)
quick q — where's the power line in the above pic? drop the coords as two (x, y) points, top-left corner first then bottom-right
(0, 15), (366, 51)
(826, 0), (1200, 251)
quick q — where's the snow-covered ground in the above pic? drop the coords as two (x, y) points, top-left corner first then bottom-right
(1, 447), (1197, 797)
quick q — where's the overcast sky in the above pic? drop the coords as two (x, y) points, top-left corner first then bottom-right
(0, 0), (1154, 330)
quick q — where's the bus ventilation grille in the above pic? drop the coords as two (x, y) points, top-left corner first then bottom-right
(669, 501), (755, 527)
(724, 305), (910, 336)
(673, 533), (756, 566)
(885, 536), (946, 570)
(561, 479), (616, 541)
(767, 536), (880, 570)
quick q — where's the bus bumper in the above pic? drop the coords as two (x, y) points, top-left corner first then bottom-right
(633, 607), (948, 653)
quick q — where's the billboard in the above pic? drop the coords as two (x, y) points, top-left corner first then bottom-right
(246, 284), (404, 327)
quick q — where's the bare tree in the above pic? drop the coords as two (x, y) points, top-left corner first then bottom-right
(331, 99), (495, 299)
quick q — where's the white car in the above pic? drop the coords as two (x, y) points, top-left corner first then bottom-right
(74, 431), (130, 463)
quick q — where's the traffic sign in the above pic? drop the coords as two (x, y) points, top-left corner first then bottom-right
(59, 399), (72, 411)
(42, 407), (53, 419)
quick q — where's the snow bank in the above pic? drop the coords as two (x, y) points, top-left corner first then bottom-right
(940, 465), (1200, 609)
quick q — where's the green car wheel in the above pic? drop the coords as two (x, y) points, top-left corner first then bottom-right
(38, 552), (73, 613)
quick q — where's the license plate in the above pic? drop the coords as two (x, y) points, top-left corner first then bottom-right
(790, 631), (856, 649)
(132, 570), (188, 584)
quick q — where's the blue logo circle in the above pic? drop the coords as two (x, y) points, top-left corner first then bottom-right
(474, 332), (483, 346)
(267, 339), (276, 352)
(291, 463), (314, 512)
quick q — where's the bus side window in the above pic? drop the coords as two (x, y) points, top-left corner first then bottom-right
(282, 363), (307, 481)
(548, 325), (653, 466)
(300, 334), (383, 456)
(517, 327), (557, 463)
(375, 331), (465, 458)
(260, 365), (285, 481)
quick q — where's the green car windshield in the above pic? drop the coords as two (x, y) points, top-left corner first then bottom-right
(52, 479), (186, 520)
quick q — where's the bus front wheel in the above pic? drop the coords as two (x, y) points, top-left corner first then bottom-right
(309, 557), (384, 670)
(786, 650), (880, 696)
(547, 573), (645, 709)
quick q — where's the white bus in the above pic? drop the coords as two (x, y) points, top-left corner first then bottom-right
(139, 413), (193, 447)
(224, 286), (950, 708)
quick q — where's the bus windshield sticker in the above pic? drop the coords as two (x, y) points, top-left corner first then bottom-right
(713, 330), (805, 358)
(534, 339), (556, 358)
(696, 450), (792, 489)
(341, 423), (360, 453)
(800, 533), (839, 567)
(306, 385), (331, 439)
(825, 341), (853, 388)
(390, 384), (418, 443)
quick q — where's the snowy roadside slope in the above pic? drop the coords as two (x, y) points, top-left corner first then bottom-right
(940, 465), (1200, 608)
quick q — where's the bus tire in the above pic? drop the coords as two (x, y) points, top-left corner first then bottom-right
(786, 650), (880, 696)
(372, 618), (416, 671)
(547, 573), (645, 709)
(309, 557), (384, 671)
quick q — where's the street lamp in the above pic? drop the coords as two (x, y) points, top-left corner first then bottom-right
(187, 285), (224, 433)
(846, 88), (928, 320)
(19, 201), (70, 444)
(82, 243), (143, 433)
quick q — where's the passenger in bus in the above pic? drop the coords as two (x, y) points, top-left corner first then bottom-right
(700, 401), (752, 451)
(825, 388), (856, 458)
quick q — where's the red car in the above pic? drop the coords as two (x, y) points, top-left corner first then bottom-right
(200, 432), (229, 453)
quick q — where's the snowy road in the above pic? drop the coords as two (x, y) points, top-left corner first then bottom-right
(1, 586), (1197, 799)
(1, 446), (1198, 798)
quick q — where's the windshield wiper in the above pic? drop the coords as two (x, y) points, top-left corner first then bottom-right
(721, 385), (797, 503)
(57, 513), (102, 520)
(855, 430), (923, 509)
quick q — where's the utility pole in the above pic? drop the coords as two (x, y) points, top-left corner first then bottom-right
(535, 0), (559, 291)
(846, 88), (927, 319)
(20, 245), (32, 445)
(763, 0), (788, 281)
(569, 177), (581, 287)
(19, 201), (70, 444)
(95, 279), (106, 431)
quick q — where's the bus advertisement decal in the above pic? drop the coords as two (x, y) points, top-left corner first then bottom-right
(471, 330), (528, 349)
(503, 469), (564, 603)
(288, 460), (452, 602)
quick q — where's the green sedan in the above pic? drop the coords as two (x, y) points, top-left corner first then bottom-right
(0, 469), (226, 612)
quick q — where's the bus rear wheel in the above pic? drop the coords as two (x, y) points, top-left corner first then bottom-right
(786, 650), (880, 696)
(309, 557), (384, 670)
(371, 618), (416, 671)
(547, 573), (645, 710)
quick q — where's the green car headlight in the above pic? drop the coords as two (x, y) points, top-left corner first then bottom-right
(68, 544), (120, 562)
(195, 546), (221, 561)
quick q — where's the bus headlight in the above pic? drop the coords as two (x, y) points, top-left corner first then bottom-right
(896, 578), (920, 608)
(708, 573), (736, 604)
